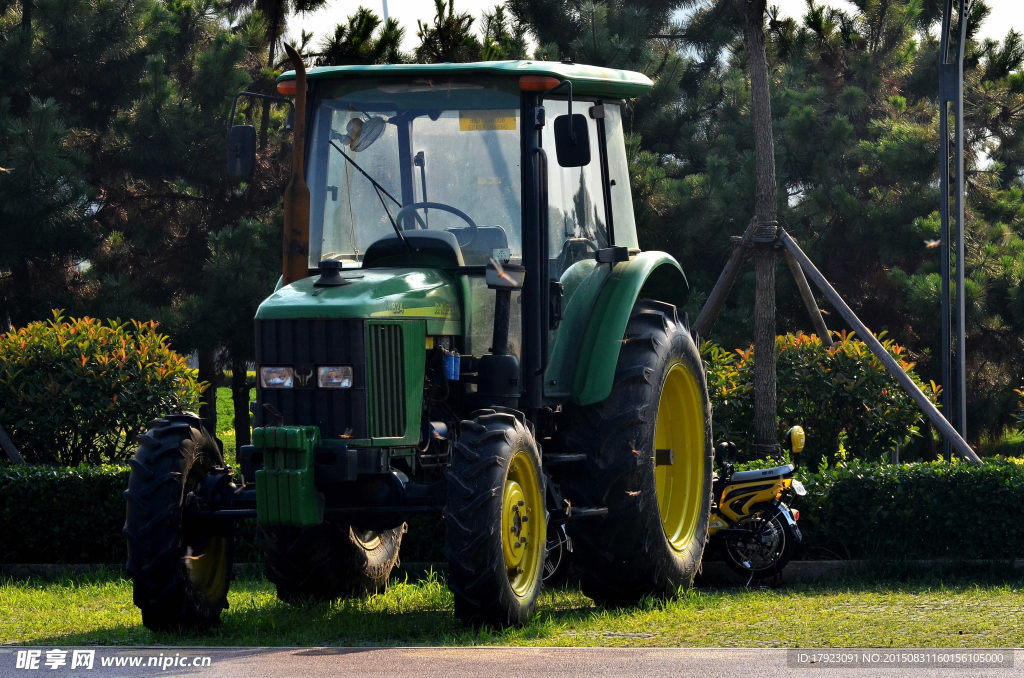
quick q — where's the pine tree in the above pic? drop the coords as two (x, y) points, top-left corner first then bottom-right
(227, 0), (329, 147)
(0, 0), (290, 432)
(315, 7), (407, 66)
(0, 97), (94, 328)
(415, 0), (482, 63)
(481, 5), (528, 60)
(202, 219), (280, 450)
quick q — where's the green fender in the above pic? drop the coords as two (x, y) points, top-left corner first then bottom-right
(569, 252), (689, 406)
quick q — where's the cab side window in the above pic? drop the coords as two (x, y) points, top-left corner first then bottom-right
(542, 99), (608, 281)
(602, 103), (638, 250)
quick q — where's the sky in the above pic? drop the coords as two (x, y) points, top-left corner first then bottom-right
(289, 0), (1023, 52)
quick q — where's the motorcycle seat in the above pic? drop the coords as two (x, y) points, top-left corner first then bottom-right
(729, 464), (794, 483)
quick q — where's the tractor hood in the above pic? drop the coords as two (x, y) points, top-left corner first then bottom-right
(255, 267), (462, 335)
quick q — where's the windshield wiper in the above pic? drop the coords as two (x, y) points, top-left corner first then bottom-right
(330, 140), (409, 250)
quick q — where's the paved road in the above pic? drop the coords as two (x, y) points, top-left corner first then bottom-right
(0, 647), (1018, 678)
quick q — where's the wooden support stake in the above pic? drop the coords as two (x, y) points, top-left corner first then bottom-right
(693, 220), (755, 338)
(783, 249), (834, 348)
(0, 424), (25, 465)
(779, 229), (980, 464)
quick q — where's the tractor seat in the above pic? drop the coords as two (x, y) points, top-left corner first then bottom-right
(446, 225), (509, 266)
(729, 464), (794, 483)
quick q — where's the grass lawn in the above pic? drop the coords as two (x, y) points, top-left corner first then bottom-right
(214, 385), (254, 466)
(2, 570), (1023, 648)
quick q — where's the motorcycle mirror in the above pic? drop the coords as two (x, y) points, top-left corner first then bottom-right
(787, 425), (806, 455)
(715, 441), (737, 464)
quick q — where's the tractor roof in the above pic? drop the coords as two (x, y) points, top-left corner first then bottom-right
(278, 60), (653, 99)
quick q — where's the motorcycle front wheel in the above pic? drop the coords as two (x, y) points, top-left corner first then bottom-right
(543, 524), (573, 587)
(721, 503), (797, 581)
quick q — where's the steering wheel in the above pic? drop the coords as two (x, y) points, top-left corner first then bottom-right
(556, 237), (600, 275)
(394, 201), (479, 246)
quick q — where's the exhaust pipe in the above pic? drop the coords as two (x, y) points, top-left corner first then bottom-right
(281, 43), (310, 286)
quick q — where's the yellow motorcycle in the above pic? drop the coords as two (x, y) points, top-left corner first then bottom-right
(709, 427), (807, 581)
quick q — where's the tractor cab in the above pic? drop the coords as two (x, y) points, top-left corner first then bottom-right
(297, 66), (644, 389)
(233, 62), (672, 439)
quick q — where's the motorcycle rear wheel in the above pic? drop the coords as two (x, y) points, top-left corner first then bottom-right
(721, 503), (797, 581)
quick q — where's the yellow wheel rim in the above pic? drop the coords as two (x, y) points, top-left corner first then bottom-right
(654, 363), (706, 552)
(501, 449), (545, 597)
(187, 536), (230, 604)
(353, 528), (382, 550)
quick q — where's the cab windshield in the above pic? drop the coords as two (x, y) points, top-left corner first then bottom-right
(306, 76), (522, 267)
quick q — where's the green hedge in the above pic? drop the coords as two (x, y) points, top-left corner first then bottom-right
(790, 457), (1024, 560)
(0, 465), (132, 563)
(3, 460), (1021, 564)
(0, 466), (445, 564)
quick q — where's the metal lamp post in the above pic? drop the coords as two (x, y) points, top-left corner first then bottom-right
(939, 0), (968, 453)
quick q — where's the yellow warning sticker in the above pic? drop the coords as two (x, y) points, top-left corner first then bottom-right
(459, 110), (517, 131)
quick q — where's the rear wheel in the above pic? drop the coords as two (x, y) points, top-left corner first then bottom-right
(124, 414), (234, 632)
(258, 521), (404, 604)
(445, 409), (546, 627)
(721, 503), (797, 581)
(562, 299), (713, 606)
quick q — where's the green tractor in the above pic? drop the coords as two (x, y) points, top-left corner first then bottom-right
(123, 53), (714, 631)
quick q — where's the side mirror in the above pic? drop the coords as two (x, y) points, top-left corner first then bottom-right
(553, 114), (591, 167)
(226, 125), (256, 178)
(787, 425), (806, 455)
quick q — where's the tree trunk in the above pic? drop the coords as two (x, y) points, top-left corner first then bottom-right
(231, 356), (252, 451)
(738, 0), (780, 455)
(752, 248), (778, 453)
(259, 20), (279, 150)
(740, 0), (777, 224)
(198, 347), (218, 434)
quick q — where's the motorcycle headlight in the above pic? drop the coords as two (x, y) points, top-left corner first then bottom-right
(791, 479), (808, 496)
(318, 366), (353, 388)
(260, 366), (294, 388)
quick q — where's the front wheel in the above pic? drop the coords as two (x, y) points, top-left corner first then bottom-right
(258, 522), (404, 604)
(444, 409), (546, 627)
(721, 503), (797, 581)
(124, 414), (234, 632)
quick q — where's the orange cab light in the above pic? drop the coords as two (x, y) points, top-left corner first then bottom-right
(791, 509), (800, 521)
(277, 80), (297, 95)
(519, 75), (560, 91)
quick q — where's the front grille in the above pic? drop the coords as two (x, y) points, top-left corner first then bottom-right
(368, 323), (406, 438)
(254, 319), (368, 440)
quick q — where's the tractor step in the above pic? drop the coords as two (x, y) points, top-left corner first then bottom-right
(550, 506), (609, 523)
(542, 453), (588, 465)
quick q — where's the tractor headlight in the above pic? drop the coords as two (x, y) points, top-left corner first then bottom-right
(318, 366), (353, 388)
(260, 366), (294, 388)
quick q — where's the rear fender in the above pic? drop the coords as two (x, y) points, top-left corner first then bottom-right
(569, 252), (688, 405)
